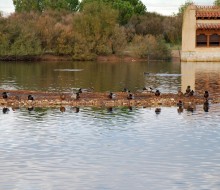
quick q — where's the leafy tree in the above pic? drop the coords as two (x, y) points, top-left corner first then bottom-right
(13, 0), (79, 12)
(80, 0), (146, 25)
(214, 0), (220, 5)
(178, 0), (194, 15)
(73, 1), (119, 60)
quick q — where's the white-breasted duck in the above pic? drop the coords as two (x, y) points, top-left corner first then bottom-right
(28, 95), (34, 101)
(108, 92), (116, 99)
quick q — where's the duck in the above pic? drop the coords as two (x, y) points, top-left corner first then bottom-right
(28, 94), (34, 101)
(177, 100), (183, 107)
(127, 93), (134, 100)
(155, 108), (161, 114)
(60, 106), (66, 113)
(204, 91), (209, 99)
(2, 107), (9, 114)
(2, 92), (8, 99)
(71, 107), (80, 113)
(189, 90), (194, 96)
(108, 92), (116, 99)
(185, 85), (191, 94)
(71, 92), (80, 100)
(155, 90), (160, 96)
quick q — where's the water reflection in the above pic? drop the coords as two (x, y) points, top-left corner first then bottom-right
(0, 105), (220, 189)
(0, 61), (180, 93)
(181, 62), (220, 97)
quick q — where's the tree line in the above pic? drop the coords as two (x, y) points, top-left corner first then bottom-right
(0, 0), (195, 61)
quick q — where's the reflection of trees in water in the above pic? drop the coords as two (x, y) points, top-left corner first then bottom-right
(195, 72), (220, 97)
(0, 61), (181, 93)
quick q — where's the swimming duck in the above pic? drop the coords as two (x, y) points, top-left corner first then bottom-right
(155, 90), (160, 96)
(155, 108), (161, 114)
(60, 106), (66, 112)
(71, 107), (80, 113)
(2, 107), (9, 114)
(108, 92), (116, 99)
(28, 94), (34, 101)
(204, 91), (209, 99)
(2, 92), (8, 99)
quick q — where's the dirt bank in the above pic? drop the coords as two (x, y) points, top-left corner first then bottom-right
(0, 51), (180, 62)
(0, 89), (216, 109)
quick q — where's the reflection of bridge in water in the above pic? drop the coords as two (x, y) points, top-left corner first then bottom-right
(181, 62), (220, 97)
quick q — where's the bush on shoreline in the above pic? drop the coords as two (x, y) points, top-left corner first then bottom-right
(0, 1), (177, 61)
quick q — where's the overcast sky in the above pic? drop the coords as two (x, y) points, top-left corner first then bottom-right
(0, 0), (215, 16)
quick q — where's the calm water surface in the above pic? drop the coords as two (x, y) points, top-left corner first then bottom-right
(1, 61), (220, 190)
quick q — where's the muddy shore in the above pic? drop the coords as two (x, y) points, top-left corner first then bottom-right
(0, 89), (217, 109)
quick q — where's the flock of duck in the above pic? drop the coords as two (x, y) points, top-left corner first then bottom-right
(1, 85), (210, 114)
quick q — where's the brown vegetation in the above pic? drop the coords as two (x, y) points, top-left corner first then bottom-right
(0, 1), (184, 61)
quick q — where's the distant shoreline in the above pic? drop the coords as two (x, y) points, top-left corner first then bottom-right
(0, 50), (180, 62)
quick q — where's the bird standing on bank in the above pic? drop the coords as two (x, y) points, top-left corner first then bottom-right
(2, 92), (8, 99)
(155, 90), (160, 96)
(204, 91), (209, 99)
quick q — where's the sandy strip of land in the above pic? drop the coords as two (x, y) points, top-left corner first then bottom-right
(0, 89), (217, 109)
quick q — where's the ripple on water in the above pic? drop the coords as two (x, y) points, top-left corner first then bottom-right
(0, 105), (220, 189)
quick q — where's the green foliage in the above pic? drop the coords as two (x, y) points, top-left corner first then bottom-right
(72, 1), (120, 60)
(13, 0), (79, 12)
(0, 2), (174, 61)
(80, 0), (146, 25)
(178, 0), (194, 15)
(214, 0), (220, 5)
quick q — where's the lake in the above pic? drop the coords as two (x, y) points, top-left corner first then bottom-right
(1, 60), (220, 190)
